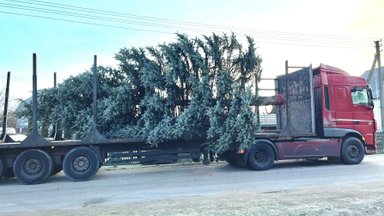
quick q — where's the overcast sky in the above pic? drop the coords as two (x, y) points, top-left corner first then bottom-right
(0, 0), (383, 102)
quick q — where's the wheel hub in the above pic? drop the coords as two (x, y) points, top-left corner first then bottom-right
(348, 145), (359, 158)
(73, 156), (90, 172)
(255, 149), (267, 163)
(24, 158), (42, 176)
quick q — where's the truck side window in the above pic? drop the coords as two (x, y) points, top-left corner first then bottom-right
(324, 86), (330, 110)
(351, 88), (369, 105)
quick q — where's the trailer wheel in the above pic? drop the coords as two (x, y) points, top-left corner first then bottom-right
(341, 137), (364, 164)
(248, 143), (275, 170)
(63, 146), (100, 181)
(13, 149), (53, 184)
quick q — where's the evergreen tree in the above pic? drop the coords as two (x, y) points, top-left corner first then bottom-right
(18, 33), (263, 153)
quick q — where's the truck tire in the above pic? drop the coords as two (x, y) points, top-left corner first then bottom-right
(63, 146), (100, 181)
(248, 142), (275, 170)
(340, 137), (364, 164)
(13, 149), (53, 184)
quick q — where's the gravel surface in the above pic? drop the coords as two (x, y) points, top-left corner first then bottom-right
(1, 154), (384, 216)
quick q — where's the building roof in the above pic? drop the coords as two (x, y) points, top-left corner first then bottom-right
(361, 67), (384, 98)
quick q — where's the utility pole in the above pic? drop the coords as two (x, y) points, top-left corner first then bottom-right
(375, 40), (384, 131)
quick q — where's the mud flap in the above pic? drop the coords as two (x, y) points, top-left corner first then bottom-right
(236, 152), (248, 167)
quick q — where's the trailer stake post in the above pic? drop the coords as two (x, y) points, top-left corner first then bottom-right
(20, 53), (49, 146)
(81, 55), (107, 144)
(1, 71), (15, 142)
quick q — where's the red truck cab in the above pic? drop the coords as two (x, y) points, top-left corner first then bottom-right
(314, 64), (376, 154)
(231, 63), (377, 171)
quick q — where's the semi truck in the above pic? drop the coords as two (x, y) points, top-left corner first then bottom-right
(222, 62), (376, 170)
(0, 54), (376, 184)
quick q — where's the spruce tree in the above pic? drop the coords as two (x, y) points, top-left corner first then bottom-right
(18, 33), (263, 153)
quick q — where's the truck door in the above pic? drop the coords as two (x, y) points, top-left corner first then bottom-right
(333, 86), (353, 129)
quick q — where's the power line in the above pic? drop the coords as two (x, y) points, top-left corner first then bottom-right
(1, 0), (374, 44)
(12, 0), (373, 43)
(0, 3), (190, 31)
(9, 0), (220, 29)
(0, 0), (376, 49)
(0, 10), (173, 34)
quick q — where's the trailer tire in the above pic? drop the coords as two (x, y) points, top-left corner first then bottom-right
(63, 146), (100, 181)
(248, 142), (275, 170)
(13, 149), (53, 184)
(341, 137), (364, 165)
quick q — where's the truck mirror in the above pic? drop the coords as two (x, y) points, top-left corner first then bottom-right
(367, 87), (374, 109)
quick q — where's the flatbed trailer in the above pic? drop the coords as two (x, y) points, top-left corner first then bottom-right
(0, 137), (205, 184)
(0, 54), (208, 184)
(0, 54), (376, 185)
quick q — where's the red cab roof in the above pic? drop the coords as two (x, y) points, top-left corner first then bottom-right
(318, 64), (349, 76)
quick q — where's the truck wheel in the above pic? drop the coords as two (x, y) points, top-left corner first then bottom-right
(340, 137), (364, 164)
(63, 146), (100, 181)
(248, 143), (275, 170)
(13, 149), (53, 184)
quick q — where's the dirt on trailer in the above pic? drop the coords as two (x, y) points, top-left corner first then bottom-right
(2, 155), (384, 216)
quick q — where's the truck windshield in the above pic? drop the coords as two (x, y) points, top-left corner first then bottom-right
(351, 87), (369, 105)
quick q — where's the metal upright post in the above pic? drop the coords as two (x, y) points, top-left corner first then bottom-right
(92, 55), (97, 130)
(81, 55), (106, 143)
(255, 74), (260, 127)
(1, 72), (11, 140)
(285, 60), (290, 131)
(32, 53), (38, 135)
(54, 72), (57, 87)
(51, 72), (56, 137)
(375, 40), (384, 131)
(20, 53), (49, 146)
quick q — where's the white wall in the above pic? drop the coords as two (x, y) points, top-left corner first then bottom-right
(373, 99), (382, 131)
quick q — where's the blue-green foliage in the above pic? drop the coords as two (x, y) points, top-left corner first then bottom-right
(20, 33), (262, 152)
